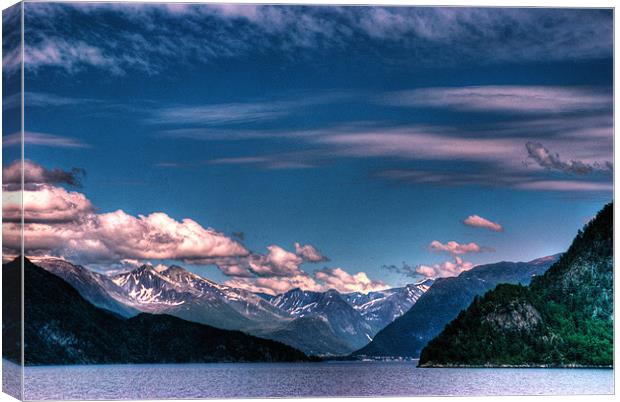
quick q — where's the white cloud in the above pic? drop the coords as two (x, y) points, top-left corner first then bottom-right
(314, 267), (389, 293)
(294, 242), (328, 262)
(225, 274), (323, 296)
(248, 245), (304, 277)
(226, 266), (389, 296)
(4, 185), (94, 224)
(3, 162), (248, 264)
(429, 240), (493, 255)
(416, 256), (474, 278)
(463, 215), (503, 232)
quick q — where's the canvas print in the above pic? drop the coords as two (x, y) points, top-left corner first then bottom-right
(1, 2), (614, 400)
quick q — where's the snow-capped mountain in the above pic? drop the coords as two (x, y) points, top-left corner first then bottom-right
(36, 258), (433, 356)
(344, 279), (434, 331)
(263, 283), (435, 354)
(110, 264), (290, 331)
(264, 288), (374, 354)
(35, 258), (138, 317)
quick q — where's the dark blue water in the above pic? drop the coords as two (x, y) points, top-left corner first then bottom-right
(8, 360), (613, 400)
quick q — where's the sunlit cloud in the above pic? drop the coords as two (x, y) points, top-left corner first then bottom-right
(463, 215), (503, 232)
(429, 240), (494, 255)
(415, 256), (474, 278)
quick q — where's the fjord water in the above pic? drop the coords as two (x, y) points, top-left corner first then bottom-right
(18, 361), (612, 399)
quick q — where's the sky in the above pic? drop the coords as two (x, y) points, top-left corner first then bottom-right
(2, 4), (614, 295)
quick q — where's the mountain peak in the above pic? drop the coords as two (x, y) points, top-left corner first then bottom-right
(412, 278), (434, 288)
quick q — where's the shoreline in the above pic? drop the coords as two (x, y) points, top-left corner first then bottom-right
(418, 363), (613, 369)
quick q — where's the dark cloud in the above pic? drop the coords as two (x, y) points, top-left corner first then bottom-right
(2, 160), (85, 191)
(383, 262), (420, 279)
(525, 142), (612, 175)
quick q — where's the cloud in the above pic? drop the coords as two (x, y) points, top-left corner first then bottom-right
(2, 5), (21, 74)
(14, 4), (611, 76)
(7, 209), (250, 264)
(208, 156), (316, 170)
(375, 168), (613, 196)
(224, 274), (323, 296)
(225, 267), (388, 295)
(3, 162), (249, 264)
(164, 118), (611, 195)
(241, 242), (328, 277)
(150, 91), (348, 127)
(5, 161), (345, 289)
(383, 262), (420, 279)
(429, 240), (494, 255)
(525, 142), (612, 175)
(383, 86), (611, 114)
(3, 161), (91, 223)
(316, 128), (521, 164)
(415, 256), (474, 278)
(314, 267), (389, 293)
(3, 132), (90, 148)
(151, 103), (289, 126)
(4, 185), (94, 224)
(248, 245), (304, 277)
(294, 242), (328, 262)
(463, 215), (503, 232)
(25, 37), (123, 75)
(3, 160), (85, 189)
(514, 180), (614, 192)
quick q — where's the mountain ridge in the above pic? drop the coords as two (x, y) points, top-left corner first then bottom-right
(34, 257), (432, 356)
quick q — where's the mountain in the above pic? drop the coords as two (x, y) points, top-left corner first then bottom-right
(353, 255), (559, 358)
(36, 260), (291, 332)
(258, 316), (354, 356)
(110, 264), (256, 331)
(344, 280), (433, 331)
(268, 288), (374, 352)
(159, 265), (289, 328)
(260, 281), (433, 355)
(2, 257), (310, 365)
(35, 258), (138, 317)
(35, 258), (432, 356)
(419, 203), (613, 367)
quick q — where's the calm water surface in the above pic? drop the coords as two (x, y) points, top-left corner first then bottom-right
(12, 361), (613, 400)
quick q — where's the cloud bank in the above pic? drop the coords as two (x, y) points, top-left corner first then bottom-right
(3, 161), (385, 295)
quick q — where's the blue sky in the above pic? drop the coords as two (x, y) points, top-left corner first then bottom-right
(3, 4), (613, 294)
